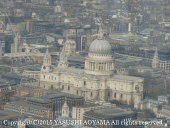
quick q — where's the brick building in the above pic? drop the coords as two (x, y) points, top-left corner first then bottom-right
(4, 101), (53, 119)
(0, 84), (14, 107)
(44, 92), (85, 116)
(15, 85), (47, 97)
(26, 97), (54, 113)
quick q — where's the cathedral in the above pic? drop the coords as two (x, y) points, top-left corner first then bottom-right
(40, 23), (144, 109)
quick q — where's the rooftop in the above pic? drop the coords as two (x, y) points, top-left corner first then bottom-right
(53, 67), (85, 74)
(44, 92), (84, 99)
(84, 107), (135, 119)
(27, 97), (53, 104)
(115, 57), (142, 63)
(76, 103), (102, 108)
(17, 85), (43, 90)
(163, 105), (170, 111)
(7, 101), (50, 111)
(112, 75), (142, 81)
(0, 110), (22, 121)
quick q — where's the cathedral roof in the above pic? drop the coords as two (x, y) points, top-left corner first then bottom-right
(89, 39), (111, 54)
(88, 21), (111, 54)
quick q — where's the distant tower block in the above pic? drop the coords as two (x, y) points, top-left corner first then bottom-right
(85, 31), (93, 51)
(128, 23), (131, 33)
(0, 45), (2, 58)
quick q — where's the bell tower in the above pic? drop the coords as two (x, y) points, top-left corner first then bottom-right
(42, 47), (52, 72)
(62, 97), (69, 117)
(152, 47), (159, 68)
(58, 44), (68, 68)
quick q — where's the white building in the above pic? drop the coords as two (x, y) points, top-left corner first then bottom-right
(39, 23), (144, 109)
(72, 102), (115, 121)
(54, 5), (64, 13)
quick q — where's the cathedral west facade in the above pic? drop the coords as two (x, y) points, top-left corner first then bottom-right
(39, 23), (144, 109)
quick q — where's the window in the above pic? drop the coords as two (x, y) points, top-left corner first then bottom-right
(121, 94), (123, 99)
(77, 90), (79, 95)
(52, 76), (53, 80)
(135, 85), (139, 90)
(108, 92), (110, 97)
(84, 81), (86, 86)
(51, 85), (53, 89)
(91, 92), (93, 97)
(55, 77), (56, 80)
(44, 75), (45, 79)
(68, 86), (70, 91)
(62, 85), (64, 89)
(114, 93), (116, 98)
(49, 76), (50, 80)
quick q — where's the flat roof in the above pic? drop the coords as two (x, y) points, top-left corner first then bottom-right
(0, 110), (22, 120)
(44, 92), (84, 99)
(8, 101), (50, 111)
(115, 57), (142, 63)
(84, 107), (135, 119)
(27, 97), (53, 104)
(112, 75), (141, 81)
(53, 67), (85, 74)
(76, 103), (102, 108)
(17, 85), (43, 90)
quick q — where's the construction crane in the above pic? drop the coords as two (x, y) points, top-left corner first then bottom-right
(5, 13), (21, 53)
(0, 20), (6, 33)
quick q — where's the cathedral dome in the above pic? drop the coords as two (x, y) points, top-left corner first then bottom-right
(89, 39), (111, 54)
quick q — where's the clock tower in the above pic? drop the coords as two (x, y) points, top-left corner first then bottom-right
(42, 47), (52, 72)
